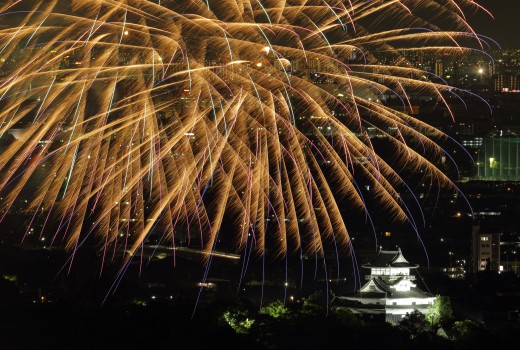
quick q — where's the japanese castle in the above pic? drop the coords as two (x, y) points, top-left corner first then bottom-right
(334, 248), (436, 324)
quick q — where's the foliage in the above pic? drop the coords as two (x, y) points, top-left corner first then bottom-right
(221, 309), (255, 334)
(130, 299), (147, 307)
(332, 307), (364, 327)
(398, 310), (430, 339)
(427, 295), (454, 327)
(259, 300), (290, 319)
(450, 320), (481, 341)
(301, 290), (328, 315)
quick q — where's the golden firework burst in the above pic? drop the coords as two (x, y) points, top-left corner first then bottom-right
(0, 1), (490, 263)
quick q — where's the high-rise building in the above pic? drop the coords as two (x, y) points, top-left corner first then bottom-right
(493, 73), (520, 92)
(434, 59), (444, 77)
(472, 226), (501, 272)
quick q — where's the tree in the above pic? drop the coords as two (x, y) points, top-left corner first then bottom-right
(399, 310), (429, 339)
(219, 300), (255, 334)
(220, 307), (255, 334)
(427, 295), (454, 330)
(333, 307), (364, 327)
(301, 290), (328, 315)
(451, 320), (480, 341)
(259, 300), (290, 319)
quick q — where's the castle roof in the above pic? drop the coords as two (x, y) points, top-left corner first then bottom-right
(340, 277), (433, 301)
(362, 248), (418, 269)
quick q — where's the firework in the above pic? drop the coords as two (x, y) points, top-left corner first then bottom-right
(0, 1), (490, 263)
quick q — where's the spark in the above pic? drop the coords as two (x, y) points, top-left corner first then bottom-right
(0, 0), (491, 268)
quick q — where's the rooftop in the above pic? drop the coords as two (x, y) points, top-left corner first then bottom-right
(362, 248), (418, 269)
(339, 277), (433, 300)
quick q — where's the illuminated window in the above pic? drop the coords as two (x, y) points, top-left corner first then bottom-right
(480, 236), (489, 241)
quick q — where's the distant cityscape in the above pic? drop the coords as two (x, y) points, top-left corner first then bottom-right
(2, 48), (520, 265)
(2, 40), (520, 346)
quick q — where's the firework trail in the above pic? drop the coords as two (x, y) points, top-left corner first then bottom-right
(0, 1), (490, 265)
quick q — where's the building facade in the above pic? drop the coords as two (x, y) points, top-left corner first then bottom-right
(477, 138), (520, 181)
(472, 226), (501, 272)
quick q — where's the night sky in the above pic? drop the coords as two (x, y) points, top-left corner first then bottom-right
(472, 0), (520, 48)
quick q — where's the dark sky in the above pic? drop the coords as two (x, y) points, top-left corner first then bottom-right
(471, 0), (520, 48)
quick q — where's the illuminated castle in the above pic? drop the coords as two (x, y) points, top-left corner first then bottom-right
(334, 248), (436, 324)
